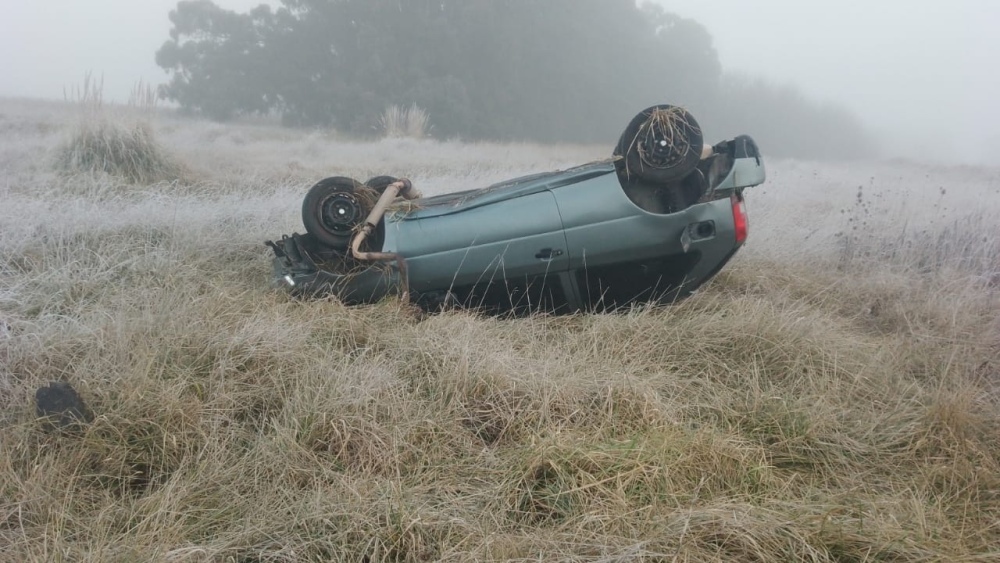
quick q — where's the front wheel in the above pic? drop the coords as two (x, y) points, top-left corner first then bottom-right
(301, 177), (376, 249)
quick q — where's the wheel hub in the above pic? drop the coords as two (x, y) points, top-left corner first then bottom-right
(319, 192), (364, 235)
(639, 125), (691, 170)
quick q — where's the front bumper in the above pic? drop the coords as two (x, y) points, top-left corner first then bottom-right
(266, 233), (401, 303)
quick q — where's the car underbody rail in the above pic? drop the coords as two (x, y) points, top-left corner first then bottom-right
(350, 178), (422, 302)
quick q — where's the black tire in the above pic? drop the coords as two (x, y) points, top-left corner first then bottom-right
(301, 176), (373, 249)
(364, 175), (399, 193)
(614, 104), (704, 184)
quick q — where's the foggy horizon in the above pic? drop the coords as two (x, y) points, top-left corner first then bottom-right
(2, 0), (997, 164)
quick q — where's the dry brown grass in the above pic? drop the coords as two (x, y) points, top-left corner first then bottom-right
(1, 98), (998, 561)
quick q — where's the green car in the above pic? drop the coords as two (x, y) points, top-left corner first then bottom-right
(265, 105), (766, 314)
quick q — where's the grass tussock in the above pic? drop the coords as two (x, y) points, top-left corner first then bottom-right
(53, 73), (186, 184)
(55, 119), (185, 184)
(2, 98), (1000, 560)
(378, 103), (432, 139)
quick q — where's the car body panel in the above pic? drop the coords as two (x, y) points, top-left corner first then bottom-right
(551, 172), (731, 268)
(396, 162), (615, 221)
(710, 135), (765, 197)
(556, 179), (740, 308)
(388, 190), (569, 293)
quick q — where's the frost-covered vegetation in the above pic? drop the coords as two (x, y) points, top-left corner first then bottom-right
(0, 98), (998, 561)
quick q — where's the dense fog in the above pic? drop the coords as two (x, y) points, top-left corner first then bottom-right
(1, 0), (996, 163)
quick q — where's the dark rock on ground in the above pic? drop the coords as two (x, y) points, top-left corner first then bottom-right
(35, 381), (93, 433)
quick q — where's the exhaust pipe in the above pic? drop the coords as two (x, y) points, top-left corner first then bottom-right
(350, 179), (422, 302)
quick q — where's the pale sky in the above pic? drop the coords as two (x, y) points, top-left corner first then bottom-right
(654, 0), (1000, 162)
(1, 0), (997, 163)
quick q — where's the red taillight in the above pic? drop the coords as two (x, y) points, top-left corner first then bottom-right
(732, 194), (749, 244)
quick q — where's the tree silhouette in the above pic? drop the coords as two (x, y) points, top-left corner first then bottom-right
(155, 0), (875, 157)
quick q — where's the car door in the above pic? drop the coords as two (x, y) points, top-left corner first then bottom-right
(550, 172), (711, 311)
(393, 190), (571, 314)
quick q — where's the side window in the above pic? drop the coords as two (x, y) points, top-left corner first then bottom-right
(576, 253), (701, 311)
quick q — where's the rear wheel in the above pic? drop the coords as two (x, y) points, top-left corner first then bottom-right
(614, 104), (704, 184)
(614, 105), (708, 213)
(364, 175), (399, 193)
(301, 176), (375, 250)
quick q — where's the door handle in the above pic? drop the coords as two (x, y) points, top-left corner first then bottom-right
(535, 248), (563, 260)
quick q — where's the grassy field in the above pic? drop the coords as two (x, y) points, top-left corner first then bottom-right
(1, 97), (998, 562)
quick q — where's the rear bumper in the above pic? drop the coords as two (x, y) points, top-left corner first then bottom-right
(266, 234), (400, 303)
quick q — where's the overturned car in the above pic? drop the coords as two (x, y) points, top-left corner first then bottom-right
(266, 105), (766, 314)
